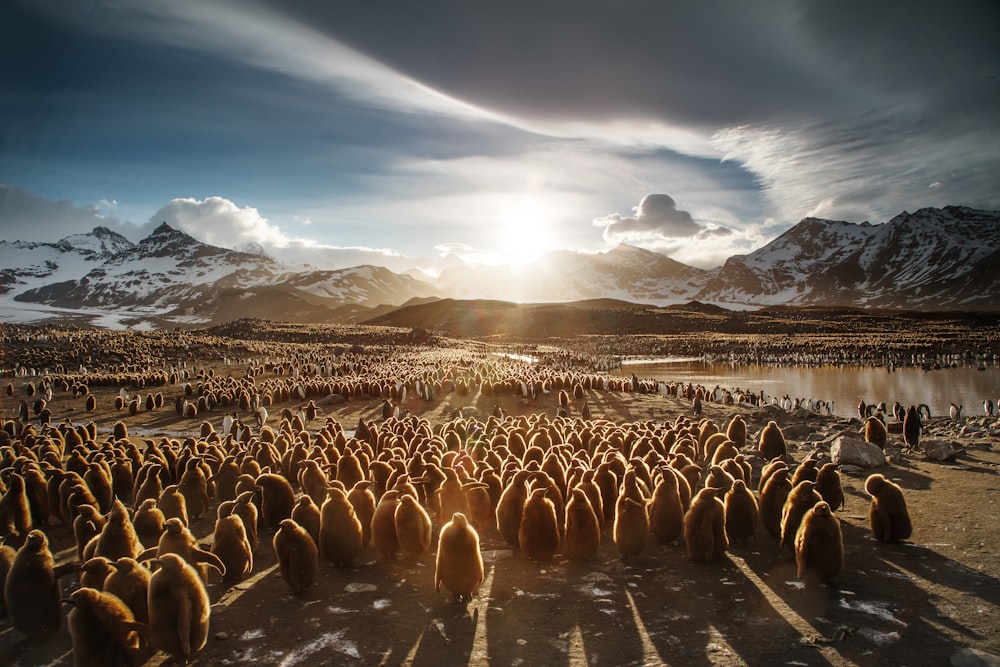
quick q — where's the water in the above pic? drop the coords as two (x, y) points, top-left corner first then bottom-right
(623, 359), (1000, 420)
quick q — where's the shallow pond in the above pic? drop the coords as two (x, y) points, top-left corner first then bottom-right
(623, 359), (1000, 420)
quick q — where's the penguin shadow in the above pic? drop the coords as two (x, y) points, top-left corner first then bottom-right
(747, 520), (998, 664)
(482, 539), (652, 667)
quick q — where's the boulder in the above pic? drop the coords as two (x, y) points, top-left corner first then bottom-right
(830, 436), (887, 468)
(921, 438), (958, 462)
(782, 423), (813, 440)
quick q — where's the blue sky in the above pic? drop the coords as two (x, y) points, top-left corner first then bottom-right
(1, 0), (997, 270)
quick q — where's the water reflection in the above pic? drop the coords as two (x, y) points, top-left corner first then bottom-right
(625, 360), (1000, 419)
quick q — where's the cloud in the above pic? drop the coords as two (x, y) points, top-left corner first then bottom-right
(151, 196), (288, 248)
(594, 194), (703, 242)
(0, 184), (136, 242)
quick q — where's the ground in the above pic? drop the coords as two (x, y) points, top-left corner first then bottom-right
(1, 330), (999, 667)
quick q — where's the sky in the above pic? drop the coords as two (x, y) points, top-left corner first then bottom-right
(1, 0), (997, 271)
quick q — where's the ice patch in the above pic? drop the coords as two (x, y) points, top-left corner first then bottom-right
(839, 599), (905, 626)
(344, 582), (377, 593)
(857, 628), (901, 645)
(373, 599), (391, 610)
(278, 630), (360, 666)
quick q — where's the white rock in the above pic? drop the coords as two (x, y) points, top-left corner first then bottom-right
(830, 436), (887, 468)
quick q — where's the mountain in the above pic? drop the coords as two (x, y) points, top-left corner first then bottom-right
(5, 223), (438, 326)
(436, 243), (712, 303)
(2, 206), (998, 328)
(696, 206), (1000, 310)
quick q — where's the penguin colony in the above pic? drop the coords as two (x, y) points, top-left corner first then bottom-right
(0, 326), (937, 664)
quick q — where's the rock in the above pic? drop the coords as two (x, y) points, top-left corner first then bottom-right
(922, 439), (958, 462)
(214, 631), (229, 641)
(783, 423), (813, 440)
(951, 647), (1000, 667)
(830, 436), (887, 468)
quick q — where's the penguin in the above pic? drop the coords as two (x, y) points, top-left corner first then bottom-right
(723, 479), (758, 546)
(91, 499), (143, 561)
(564, 487), (601, 561)
(648, 471), (684, 546)
(789, 457), (819, 488)
(103, 557), (151, 624)
(865, 474), (912, 542)
(0, 542), (15, 618)
(519, 487), (560, 563)
(347, 480), (377, 550)
(74, 503), (106, 563)
(759, 467), (792, 539)
(794, 501), (843, 582)
(496, 470), (530, 547)
(614, 495), (649, 561)
(949, 403), (963, 421)
(370, 490), (401, 560)
(780, 480), (822, 554)
(156, 485), (189, 528)
(273, 518), (319, 595)
(177, 458), (211, 521)
(758, 421), (787, 461)
(147, 553), (211, 663)
(865, 416), (888, 449)
(211, 514), (254, 582)
(255, 473), (296, 534)
(815, 463), (845, 511)
(133, 499), (165, 550)
(902, 405), (922, 450)
(79, 556), (116, 590)
(62, 587), (149, 667)
(4, 529), (62, 639)
(435, 512), (484, 603)
(138, 517), (226, 580)
(318, 486), (364, 567)
(683, 487), (727, 563)
(0, 471), (32, 540)
(394, 493), (433, 560)
(290, 495), (322, 546)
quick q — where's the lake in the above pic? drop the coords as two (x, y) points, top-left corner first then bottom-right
(622, 359), (1000, 420)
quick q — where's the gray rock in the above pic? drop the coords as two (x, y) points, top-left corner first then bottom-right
(830, 436), (887, 467)
(951, 647), (1000, 667)
(922, 438), (958, 461)
(782, 423), (813, 440)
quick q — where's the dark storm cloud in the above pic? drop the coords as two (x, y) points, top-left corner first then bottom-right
(0, 184), (129, 242)
(594, 194), (702, 241)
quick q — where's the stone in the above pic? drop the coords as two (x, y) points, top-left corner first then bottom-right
(830, 436), (887, 467)
(922, 439), (958, 462)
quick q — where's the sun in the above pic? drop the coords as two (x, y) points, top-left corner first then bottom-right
(491, 197), (555, 265)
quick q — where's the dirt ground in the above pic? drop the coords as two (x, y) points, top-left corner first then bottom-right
(2, 343), (1000, 667)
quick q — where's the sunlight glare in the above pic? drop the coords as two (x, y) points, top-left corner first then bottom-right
(492, 197), (554, 265)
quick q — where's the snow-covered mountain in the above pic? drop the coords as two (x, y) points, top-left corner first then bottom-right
(3, 223), (438, 326)
(435, 244), (712, 303)
(2, 206), (998, 328)
(696, 206), (1000, 310)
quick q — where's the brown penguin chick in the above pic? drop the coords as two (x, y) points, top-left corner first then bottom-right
(103, 557), (151, 624)
(4, 529), (61, 638)
(759, 467), (793, 539)
(147, 552), (211, 663)
(63, 587), (149, 667)
(435, 512), (484, 602)
(273, 518), (319, 594)
(231, 491), (260, 551)
(370, 490), (401, 560)
(79, 556), (116, 590)
(705, 465), (737, 493)
(795, 501), (844, 582)
(156, 484), (189, 528)
(0, 471), (32, 540)
(395, 493), (433, 560)
(648, 471), (684, 546)
(815, 463), (845, 511)
(758, 457), (788, 494)
(84, 462), (114, 514)
(137, 517), (226, 579)
(518, 487), (561, 564)
(297, 459), (329, 507)
(723, 480), (759, 546)
(255, 473), (296, 534)
(133, 499), (165, 550)
(21, 464), (50, 527)
(496, 470), (531, 547)
(436, 468), (470, 524)
(614, 495), (649, 561)
(319, 486), (364, 567)
(790, 458), (819, 487)
(865, 474), (913, 542)
(865, 416), (888, 449)
(335, 450), (365, 490)
(132, 463), (164, 510)
(178, 458), (211, 521)
(592, 461), (619, 524)
(74, 503), (106, 562)
(564, 487), (601, 561)
(290, 495), (322, 546)
(91, 499), (142, 561)
(683, 487), (728, 563)
(780, 481), (822, 553)
(758, 421), (787, 462)
(462, 482), (493, 534)
(209, 456), (241, 504)
(211, 514), (254, 582)
(0, 543), (15, 618)
(347, 480), (377, 550)
(726, 415), (748, 449)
